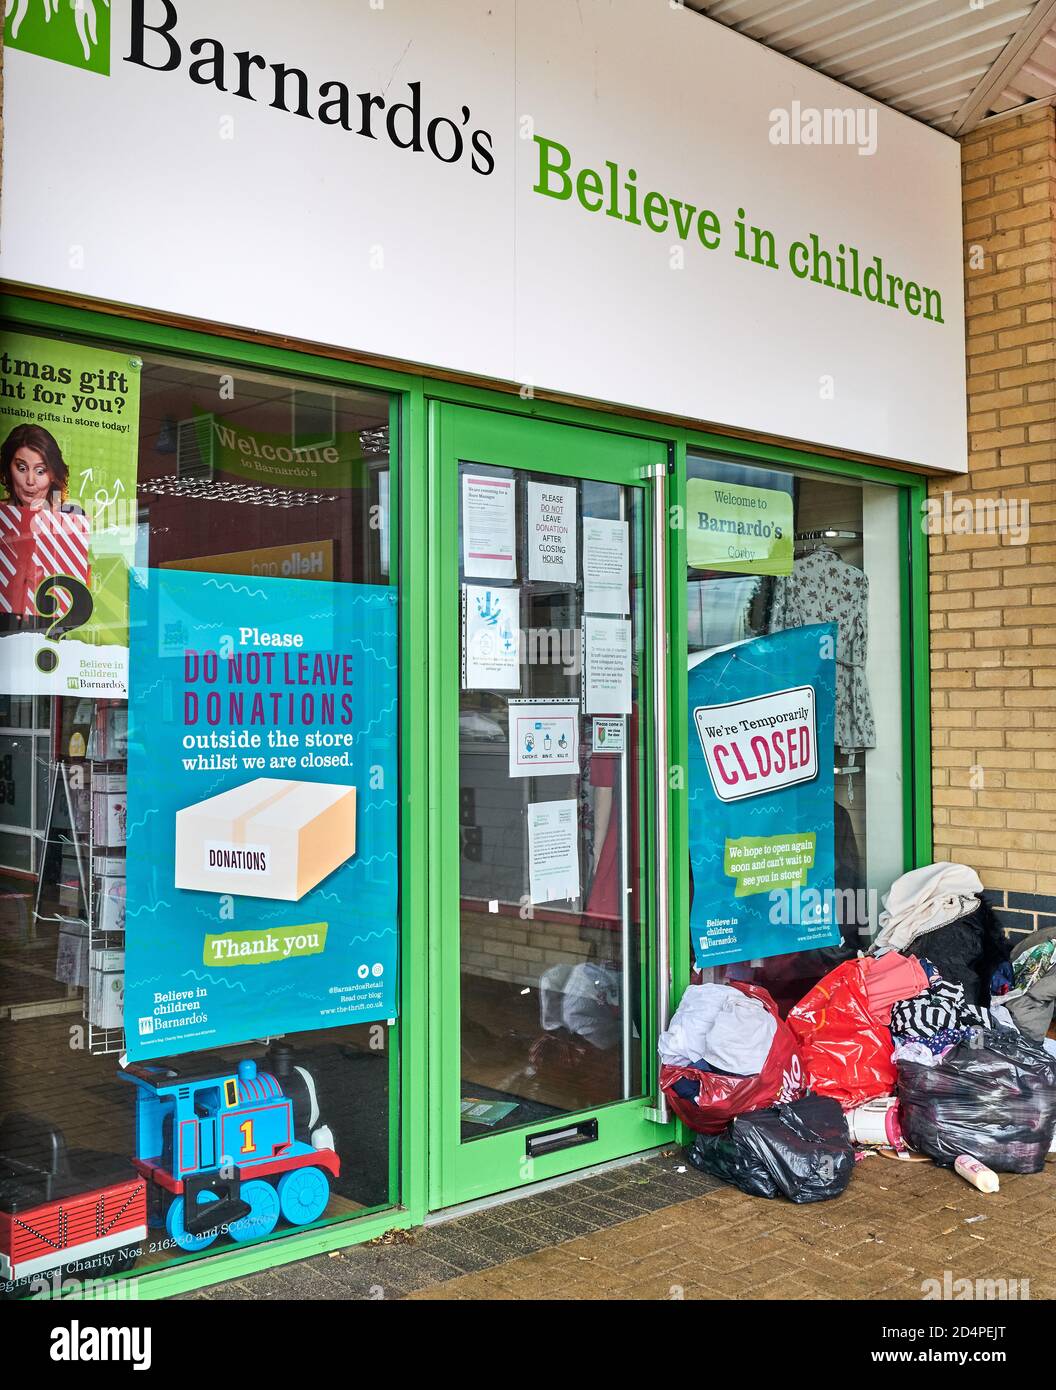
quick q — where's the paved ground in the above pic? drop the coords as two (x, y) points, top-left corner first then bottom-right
(183, 1150), (1055, 1302)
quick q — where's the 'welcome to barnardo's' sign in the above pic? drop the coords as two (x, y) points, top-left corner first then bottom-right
(3, 0), (966, 470)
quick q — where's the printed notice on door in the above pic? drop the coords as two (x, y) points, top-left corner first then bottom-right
(527, 482), (577, 583)
(527, 798), (580, 904)
(463, 584), (521, 690)
(592, 717), (626, 754)
(462, 473), (516, 580)
(583, 517), (628, 615)
(508, 700), (579, 778)
(584, 615), (632, 714)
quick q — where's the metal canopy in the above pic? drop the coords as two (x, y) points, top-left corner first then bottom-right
(690, 0), (1056, 132)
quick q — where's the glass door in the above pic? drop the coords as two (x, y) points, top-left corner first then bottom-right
(430, 404), (674, 1207)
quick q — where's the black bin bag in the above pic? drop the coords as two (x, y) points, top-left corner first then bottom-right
(688, 1094), (854, 1203)
(687, 1125), (778, 1199)
(897, 1028), (1056, 1173)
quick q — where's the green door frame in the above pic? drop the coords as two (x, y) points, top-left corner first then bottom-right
(428, 402), (675, 1208)
(0, 292), (933, 1298)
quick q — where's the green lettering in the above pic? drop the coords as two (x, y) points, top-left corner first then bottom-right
(533, 135), (573, 200)
(643, 190), (668, 233)
(697, 208), (721, 249)
(576, 166), (604, 212)
(923, 286), (943, 323)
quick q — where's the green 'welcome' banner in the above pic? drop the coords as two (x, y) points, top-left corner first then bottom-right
(194, 410), (369, 491)
(687, 477), (793, 576)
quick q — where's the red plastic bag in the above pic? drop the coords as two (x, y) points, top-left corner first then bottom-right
(787, 959), (896, 1110)
(660, 982), (805, 1134)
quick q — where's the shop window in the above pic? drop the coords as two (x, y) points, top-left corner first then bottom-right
(685, 452), (907, 1014)
(0, 328), (399, 1299)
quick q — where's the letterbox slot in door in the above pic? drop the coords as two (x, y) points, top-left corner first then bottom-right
(525, 1119), (599, 1159)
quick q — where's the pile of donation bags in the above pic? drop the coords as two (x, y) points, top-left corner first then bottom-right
(663, 862), (1056, 1202)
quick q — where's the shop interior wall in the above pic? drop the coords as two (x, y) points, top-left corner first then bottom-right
(930, 104), (1056, 942)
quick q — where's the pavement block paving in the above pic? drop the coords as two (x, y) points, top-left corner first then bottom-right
(179, 1149), (1055, 1302)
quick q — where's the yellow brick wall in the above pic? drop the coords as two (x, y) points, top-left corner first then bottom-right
(461, 909), (589, 989)
(930, 105), (1056, 931)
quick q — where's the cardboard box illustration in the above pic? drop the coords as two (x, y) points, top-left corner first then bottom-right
(175, 777), (357, 902)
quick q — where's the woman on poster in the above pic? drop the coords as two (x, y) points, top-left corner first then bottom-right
(0, 423), (91, 630)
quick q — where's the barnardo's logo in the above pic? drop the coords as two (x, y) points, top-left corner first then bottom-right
(9, 0), (496, 175)
(5, 0), (110, 74)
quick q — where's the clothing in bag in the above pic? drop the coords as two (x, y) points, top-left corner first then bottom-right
(669, 1057), (745, 1101)
(657, 982), (777, 1073)
(874, 862), (983, 951)
(1003, 927), (1056, 1042)
(897, 1028), (1056, 1173)
(861, 952), (929, 1024)
(787, 959), (897, 1109)
(889, 977), (990, 1040)
(891, 1040), (946, 1068)
(660, 983), (804, 1134)
(688, 1094), (854, 1203)
(902, 905), (1009, 1009)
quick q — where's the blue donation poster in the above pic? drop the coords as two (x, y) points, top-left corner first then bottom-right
(688, 624), (840, 968)
(125, 569), (398, 1059)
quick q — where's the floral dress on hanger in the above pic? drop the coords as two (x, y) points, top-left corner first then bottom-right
(768, 545), (876, 753)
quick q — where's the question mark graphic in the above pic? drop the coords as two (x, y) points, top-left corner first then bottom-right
(34, 574), (94, 674)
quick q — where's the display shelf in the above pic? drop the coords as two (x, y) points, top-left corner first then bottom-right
(31, 756), (127, 1053)
(87, 757), (127, 1057)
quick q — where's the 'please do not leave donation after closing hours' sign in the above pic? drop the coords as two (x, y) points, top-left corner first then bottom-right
(688, 625), (840, 968)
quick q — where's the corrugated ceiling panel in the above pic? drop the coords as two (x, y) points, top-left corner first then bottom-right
(690, 0), (1056, 129)
(993, 20), (1056, 105)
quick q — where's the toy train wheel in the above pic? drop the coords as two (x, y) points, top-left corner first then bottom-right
(165, 1191), (219, 1252)
(277, 1165), (330, 1226)
(227, 1179), (281, 1244)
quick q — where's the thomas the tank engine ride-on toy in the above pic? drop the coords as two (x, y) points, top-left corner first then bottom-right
(120, 1047), (340, 1252)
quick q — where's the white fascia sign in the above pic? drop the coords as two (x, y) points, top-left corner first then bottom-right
(2, 0), (967, 470)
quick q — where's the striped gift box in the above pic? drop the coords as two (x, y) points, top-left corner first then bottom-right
(0, 503), (91, 619)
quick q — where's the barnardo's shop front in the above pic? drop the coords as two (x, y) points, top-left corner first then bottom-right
(0, 2), (966, 1298)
